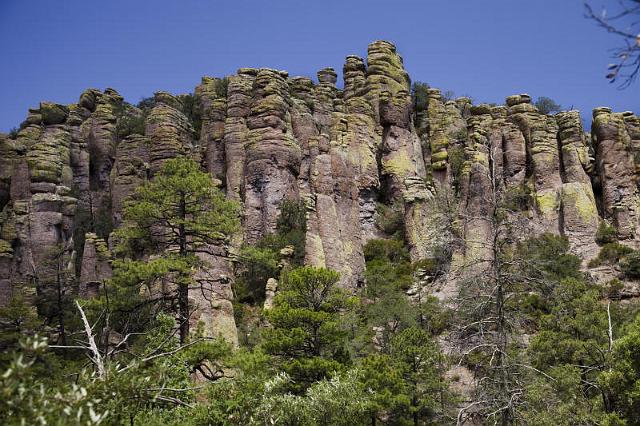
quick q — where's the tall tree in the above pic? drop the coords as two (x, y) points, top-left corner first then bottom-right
(115, 157), (239, 342)
(262, 266), (354, 392)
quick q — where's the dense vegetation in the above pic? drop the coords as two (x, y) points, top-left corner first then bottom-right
(1, 157), (640, 425)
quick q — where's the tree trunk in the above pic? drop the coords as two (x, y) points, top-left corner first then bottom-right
(178, 193), (189, 343)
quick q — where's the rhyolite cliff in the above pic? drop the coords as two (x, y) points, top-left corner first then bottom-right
(1, 40), (639, 345)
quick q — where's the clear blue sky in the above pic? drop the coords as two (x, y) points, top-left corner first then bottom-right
(0, 0), (637, 132)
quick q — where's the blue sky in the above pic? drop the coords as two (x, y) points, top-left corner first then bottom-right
(0, 0), (637, 131)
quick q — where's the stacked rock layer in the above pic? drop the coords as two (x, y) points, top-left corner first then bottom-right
(1, 41), (639, 343)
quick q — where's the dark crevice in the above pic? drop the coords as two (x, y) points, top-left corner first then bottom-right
(556, 133), (567, 185)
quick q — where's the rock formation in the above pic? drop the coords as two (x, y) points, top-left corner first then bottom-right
(1, 40), (639, 345)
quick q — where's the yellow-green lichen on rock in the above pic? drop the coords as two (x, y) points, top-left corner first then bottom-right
(536, 190), (559, 217)
(561, 182), (598, 223)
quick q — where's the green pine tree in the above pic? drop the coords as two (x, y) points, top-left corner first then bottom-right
(262, 266), (356, 392)
(113, 157), (240, 342)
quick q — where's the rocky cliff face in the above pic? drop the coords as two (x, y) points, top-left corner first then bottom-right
(1, 41), (639, 343)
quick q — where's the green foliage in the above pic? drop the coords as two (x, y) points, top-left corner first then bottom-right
(116, 157), (239, 257)
(235, 246), (280, 303)
(254, 369), (371, 426)
(235, 198), (307, 304)
(364, 238), (410, 264)
(199, 348), (276, 425)
(516, 233), (582, 282)
(0, 336), (110, 426)
(112, 157), (239, 341)
(589, 242), (635, 267)
(0, 295), (40, 366)
(114, 102), (146, 139)
(510, 234), (640, 424)
(71, 201), (91, 274)
(620, 251), (640, 279)
(213, 76), (229, 98)
(355, 329), (452, 424)
(528, 277), (608, 369)
(234, 304), (263, 348)
(606, 279), (625, 299)
(359, 239), (449, 358)
(0, 311), (232, 426)
(417, 295), (451, 336)
(599, 314), (640, 423)
(178, 93), (202, 137)
(451, 128), (468, 141)
(522, 365), (612, 425)
(275, 198), (307, 265)
(375, 201), (405, 239)
(534, 96), (563, 114)
(94, 196), (114, 240)
(496, 235), (575, 325)
(507, 234), (583, 331)
(358, 354), (409, 421)
(388, 327), (448, 423)
(100, 255), (194, 330)
(411, 81), (430, 114)
(136, 96), (156, 112)
(448, 145), (465, 194)
(596, 220), (618, 245)
(262, 266), (354, 392)
(8, 127), (19, 139)
(363, 239), (412, 297)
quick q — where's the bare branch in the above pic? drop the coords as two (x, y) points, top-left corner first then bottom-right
(76, 300), (105, 379)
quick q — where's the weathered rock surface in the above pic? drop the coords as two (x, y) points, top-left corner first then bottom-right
(243, 68), (301, 244)
(0, 109), (77, 319)
(3, 40), (640, 347)
(110, 134), (151, 226)
(146, 91), (194, 174)
(192, 246), (239, 346)
(592, 107), (639, 241)
(196, 77), (227, 184)
(556, 111), (599, 258)
(79, 232), (112, 298)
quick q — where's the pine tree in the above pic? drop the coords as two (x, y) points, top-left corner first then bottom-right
(114, 157), (240, 342)
(262, 266), (355, 392)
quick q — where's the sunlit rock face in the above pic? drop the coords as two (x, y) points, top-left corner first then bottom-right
(2, 40), (639, 343)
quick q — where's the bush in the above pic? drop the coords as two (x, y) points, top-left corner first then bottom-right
(214, 77), (229, 98)
(605, 279), (624, 299)
(595, 220), (617, 245)
(442, 90), (456, 102)
(448, 145), (465, 194)
(363, 239), (410, 264)
(235, 198), (307, 304)
(412, 257), (438, 275)
(363, 239), (412, 292)
(375, 202), (405, 239)
(516, 234), (582, 282)
(116, 110), (145, 138)
(411, 81), (430, 114)
(620, 251), (640, 279)
(113, 101), (146, 139)
(451, 128), (468, 141)
(136, 96), (156, 112)
(235, 246), (279, 303)
(588, 243), (634, 268)
(534, 96), (562, 114)
(277, 198), (307, 235)
(275, 198), (307, 266)
(178, 93), (202, 137)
